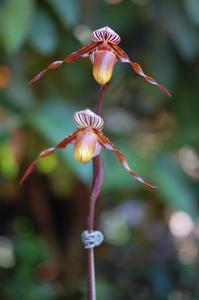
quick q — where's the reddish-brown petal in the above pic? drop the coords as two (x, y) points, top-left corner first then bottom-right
(20, 130), (79, 185)
(110, 44), (130, 63)
(95, 130), (157, 189)
(29, 61), (64, 85)
(29, 42), (100, 85)
(55, 129), (81, 148)
(20, 147), (55, 185)
(130, 62), (171, 97)
(110, 44), (171, 97)
(65, 42), (100, 62)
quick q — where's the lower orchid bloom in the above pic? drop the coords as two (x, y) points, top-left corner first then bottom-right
(20, 109), (156, 189)
(29, 26), (171, 97)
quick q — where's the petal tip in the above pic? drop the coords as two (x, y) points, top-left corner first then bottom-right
(146, 184), (158, 189)
(159, 85), (172, 97)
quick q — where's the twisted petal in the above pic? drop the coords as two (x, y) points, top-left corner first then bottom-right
(110, 44), (171, 97)
(29, 42), (100, 84)
(20, 130), (79, 185)
(95, 130), (157, 189)
(29, 61), (64, 85)
(130, 62), (171, 97)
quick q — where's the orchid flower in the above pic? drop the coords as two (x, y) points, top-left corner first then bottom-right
(20, 109), (156, 189)
(29, 26), (171, 97)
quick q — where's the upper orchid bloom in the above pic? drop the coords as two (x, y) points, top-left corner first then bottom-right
(20, 108), (156, 189)
(29, 26), (171, 97)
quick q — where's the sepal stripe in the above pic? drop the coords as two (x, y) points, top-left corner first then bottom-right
(92, 26), (121, 44)
(74, 109), (104, 130)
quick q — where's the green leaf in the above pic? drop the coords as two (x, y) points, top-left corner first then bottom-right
(0, 0), (35, 53)
(154, 154), (197, 218)
(184, 0), (199, 25)
(165, 8), (199, 60)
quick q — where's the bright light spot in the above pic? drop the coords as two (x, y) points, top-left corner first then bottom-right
(169, 211), (194, 238)
(179, 146), (199, 179)
(0, 237), (15, 268)
(73, 25), (92, 44)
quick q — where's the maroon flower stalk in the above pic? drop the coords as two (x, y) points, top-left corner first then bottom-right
(86, 85), (106, 300)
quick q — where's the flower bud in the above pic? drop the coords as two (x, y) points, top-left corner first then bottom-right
(74, 129), (100, 163)
(92, 50), (116, 85)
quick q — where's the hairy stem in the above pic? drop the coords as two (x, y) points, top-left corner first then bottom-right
(87, 84), (106, 300)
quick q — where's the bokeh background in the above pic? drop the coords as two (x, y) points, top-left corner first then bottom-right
(1, 0), (199, 299)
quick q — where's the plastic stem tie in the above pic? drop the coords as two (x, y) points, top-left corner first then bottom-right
(81, 230), (104, 249)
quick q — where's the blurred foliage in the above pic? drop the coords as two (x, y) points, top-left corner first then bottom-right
(0, 0), (199, 299)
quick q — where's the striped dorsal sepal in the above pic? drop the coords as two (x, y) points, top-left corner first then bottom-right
(92, 26), (121, 44)
(74, 109), (104, 130)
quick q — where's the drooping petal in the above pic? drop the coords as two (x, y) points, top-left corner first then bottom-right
(20, 130), (79, 185)
(110, 44), (171, 97)
(29, 61), (64, 85)
(20, 147), (55, 185)
(29, 42), (100, 85)
(65, 42), (100, 62)
(130, 62), (171, 97)
(95, 130), (157, 189)
(74, 129), (101, 163)
(92, 50), (117, 85)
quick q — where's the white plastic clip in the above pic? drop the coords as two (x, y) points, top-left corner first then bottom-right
(81, 230), (104, 249)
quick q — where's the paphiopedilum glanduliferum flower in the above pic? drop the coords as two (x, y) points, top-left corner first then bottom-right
(29, 26), (171, 97)
(20, 109), (156, 189)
